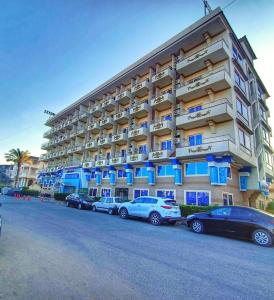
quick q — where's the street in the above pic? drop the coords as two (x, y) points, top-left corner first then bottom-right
(0, 195), (274, 300)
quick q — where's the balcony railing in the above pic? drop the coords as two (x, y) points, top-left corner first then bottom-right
(115, 91), (131, 105)
(126, 153), (147, 164)
(101, 98), (116, 111)
(149, 120), (173, 136)
(176, 39), (230, 76)
(79, 111), (89, 119)
(111, 132), (128, 144)
(129, 101), (149, 118)
(152, 67), (174, 87)
(131, 80), (150, 97)
(176, 66), (232, 102)
(99, 116), (113, 129)
(89, 105), (102, 117)
(148, 149), (172, 161)
(97, 136), (112, 148)
(150, 92), (175, 110)
(87, 123), (100, 133)
(82, 161), (95, 168)
(113, 110), (130, 124)
(128, 127), (148, 141)
(176, 98), (233, 130)
(85, 140), (98, 150)
(109, 156), (126, 166)
(95, 159), (109, 167)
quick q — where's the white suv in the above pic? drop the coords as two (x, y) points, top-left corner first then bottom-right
(118, 196), (182, 225)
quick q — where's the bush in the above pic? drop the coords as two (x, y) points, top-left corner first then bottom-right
(179, 205), (217, 217)
(54, 192), (70, 201)
(266, 201), (274, 214)
(21, 189), (40, 197)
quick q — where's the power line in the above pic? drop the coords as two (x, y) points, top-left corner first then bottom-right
(223, 0), (238, 10)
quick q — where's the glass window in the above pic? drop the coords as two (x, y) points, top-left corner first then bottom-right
(161, 140), (172, 150)
(186, 191), (210, 206)
(211, 207), (231, 216)
(135, 167), (148, 177)
(189, 134), (202, 146)
(102, 170), (109, 178)
(157, 165), (175, 177)
(223, 193), (233, 205)
(143, 197), (158, 204)
(156, 190), (175, 199)
(188, 105), (202, 113)
(185, 162), (208, 176)
(101, 188), (111, 197)
(161, 114), (172, 121)
(234, 71), (246, 93)
(239, 128), (251, 150)
(117, 169), (126, 178)
(139, 145), (147, 154)
(134, 189), (148, 199)
(237, 98), (248, 121)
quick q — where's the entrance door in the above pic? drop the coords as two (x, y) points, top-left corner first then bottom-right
(115, 188), (129, 200)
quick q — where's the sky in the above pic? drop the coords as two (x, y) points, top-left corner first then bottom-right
(1, 0), (274, 164)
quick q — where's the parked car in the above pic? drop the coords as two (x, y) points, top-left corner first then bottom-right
(92, 197), (124, 215)
(0, 203), (2, 236)
(119, 197), (182, 225)
(186, 206), (274, 247)
(6, 188), (23, 197)
(65, 193), (94, 210)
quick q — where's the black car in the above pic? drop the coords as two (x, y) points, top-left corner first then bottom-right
(65, 193), (94, 210)
(186, 206), (274, 247)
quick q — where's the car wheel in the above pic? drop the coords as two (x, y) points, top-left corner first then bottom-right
(119, 208), (128, 219)
(78, 203), (82, 210)
(252, 229), (273, 247)
(150, 212), (162, 226)
(66, 201), (70, 207)
(108, 208), (113, 215)
(92, 205), (97, 212)
(191, 220), (204, 233)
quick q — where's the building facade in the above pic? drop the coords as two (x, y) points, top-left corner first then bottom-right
(39, 8), (273, 208)
(12, 156), (42, 188)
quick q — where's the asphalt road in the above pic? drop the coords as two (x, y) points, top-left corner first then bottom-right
(0, 195), (274, 300)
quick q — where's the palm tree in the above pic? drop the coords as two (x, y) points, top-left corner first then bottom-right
(5, 148), (32, 187)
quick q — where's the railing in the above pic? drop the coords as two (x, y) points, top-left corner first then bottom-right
(181, 135), (235, 148)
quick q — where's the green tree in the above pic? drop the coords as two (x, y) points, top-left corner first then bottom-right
(4, 148), (31, 187)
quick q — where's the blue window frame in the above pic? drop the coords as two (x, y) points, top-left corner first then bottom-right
(188, 105), (202, 113)
(156, 190), (175, 199)
(135, 167), (148, 177)
(161, 114), (172, 121)
(157, 165), (175, 177)
(101, 188), (111, 197)
(189, 134), (202, 146)
(134, 189), (149, 199)
(161, 140), (172, 150)
(102, 170), (109, 178)
(106, 152), (111, 159)
(91, 171), (95, 179)
(121, 149), (127, 157)
(185, 162), (208, 176)
(234, 71), (246, 93)
(117, 169), (126, 178)
(139, 145), (147, 154)
(185, 191), (210, 206)
(140, 121), (148, 128)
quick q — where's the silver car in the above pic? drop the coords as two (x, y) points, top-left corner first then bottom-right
(92, 197), (124, 215)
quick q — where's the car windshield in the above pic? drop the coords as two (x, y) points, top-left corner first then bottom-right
(114, 198), (123, 203)
(164, 200), (178, 206)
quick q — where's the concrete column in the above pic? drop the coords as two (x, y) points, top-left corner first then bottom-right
(203, 32), (212, 45)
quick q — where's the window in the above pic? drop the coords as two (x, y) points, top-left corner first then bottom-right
(134, 189), (149, 199)
(236, 98), (248, 121)
(185, 162), (208, 176)
(161, 140), (172, 151)
(140, 121), (148, 128)
(157, 165), (175, 177)
(188, 105), (202, 113)
(185, 191), (210, 206)
(232, 45), (244, 69)
(262, 128), (270, 145)
(188, 134), (202, 146)
(139, 144), (147, 154)
(123, 127), (128, 133)
(265, 151), (273, 167)
(102, 170), (109, 179)
(135, 167), (148, 177)
(211, 207), (231, 216)
(101, 188), (111, 197)
(91, 171), (95, 179)
(239, 128), (251, 150)
(234, 71), (246, 93)
(121, 149), (127, 157)
(143, 197), (158, 204)
(260, 107), (267, 121)
(117, 169), (126, 178)
(210, 166), (230, 185)
(156, 189), (175, 199)
(89, 188), (98, 197)
(161, 114), (172, 121)
(223, 193), (233, 205)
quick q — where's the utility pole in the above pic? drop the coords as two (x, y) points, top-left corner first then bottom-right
(202, 0), (212, 16)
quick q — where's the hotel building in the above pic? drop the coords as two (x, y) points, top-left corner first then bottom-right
(39, 8), (273, 208)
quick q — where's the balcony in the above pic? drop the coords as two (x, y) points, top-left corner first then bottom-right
(41, 142), (50, 150)
(71, 144), (84, 153)
(176, 68), (232, 102)
(148, 149), (172, 161)
(82, 161), (95, 168)
(79, 111), (89, 120)
(99, 116), (113, 129)
(87, 123), (100, 133)
(101, 98), (116, 112)
(66, 160), (82, 168)
(176, 40), (230, 76)
(131, 80), (150, 97)
(115, 91), (131, 105)
(89, 105), (102, 117)
(43, 129), (53, 138)
(129, 102), (149, 118)
(72, 114), (80, 123)
(97, 136), (111, 148)
(95, 159), (109, 167)
(58, 149), (67, 157)
(126, 153), (147, 164)
(113, 110), (130, 124)
(109, 156), (126, 166)
(176, 98), (233, 130)
(176, 135), (256, 166)
(76, 127), (86, 137)
(85, 140), (98, 150)
(111, 132), (128, 145)
(152, 67), (174, 88)
(128, 127), (148, 141)
(150, 120), (173, 136)
(150, 92), (175, 111)
(63, 119), (73, 129)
